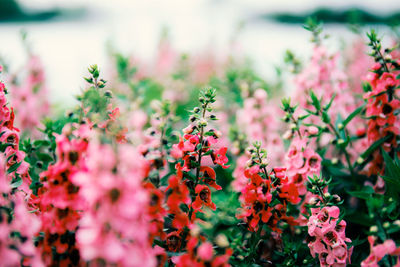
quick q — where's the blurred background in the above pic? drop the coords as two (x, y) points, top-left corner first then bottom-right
(1, 0), (399, 105)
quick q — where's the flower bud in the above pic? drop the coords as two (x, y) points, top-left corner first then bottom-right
(198, 118), (208, 127)
(245, 160), (253, 168)
(190, 224), (201, 237)
(331, 158), (338, 165)
(332, 194), (341, 203)
(369, 225), (378, 233)
(309, 197), (318, 205)
(215, 234), (229, 248)
(183, 125), (195, 134)
(357, 157), (364, 164)
(383, 222), (390, 229)
(307, 126), (319, 135)
(282, 130), (292, 140)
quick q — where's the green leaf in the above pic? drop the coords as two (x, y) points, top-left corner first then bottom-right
(321, 111), (330, 123)
(381, 149), (400, 199)
(323, 93), (336, 111)
(381, 149), (400, 186)
(356, 135), (391, 166)
(37, 153), (54, 163)
(33, 140), (51, 147)
(7, 162), (22, 174)
(346, 186), (374, 200)
(309, 90), (321, 111)
(342, 105), (364, 128)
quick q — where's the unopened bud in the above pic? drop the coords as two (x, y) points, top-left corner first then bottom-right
(369, 225), (378, 233)
(309, 197), (318, 205)
(331, 158), (338, 165)
(357, 157), (364, 164)
(323, 192), (331, 199)
(312, 186), (317, 191)
(246, 160), (253, 168)
(183, 125), (194, 134)
(213, 130), (222, 138)
(307, 126), (319, 135)
(283, 130), (292, 140)
(384, 55), (392, 61)
(394, 220), (400, 227)
(261, 159), (269, 167)
(337, 123), (344, 130)
(332, 194), (341, 203)
(198, 118), (208, 127)
(383, 222), (390, 229)
(215, 234), (229, 248)
(190, 224), (201, 236)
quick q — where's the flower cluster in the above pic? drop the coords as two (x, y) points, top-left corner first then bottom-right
(36, 131), (88, 266)
(307, 205), (352, 266)
(0, 155), (42, 267)
(72, 141), (155, 266)
(306, 176), (352, 267)
(2, 24), (400, 266)
(162, 87), (230, 265)
(232, 89), (285, 191)
(0, 65), (42, 266)
(363, 30), (400, 177)
(285, 136), (321, 196)
(237, 142), (299, 233)
(0, 66), (31, 193)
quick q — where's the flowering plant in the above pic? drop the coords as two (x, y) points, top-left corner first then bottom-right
(1, 20), (400, 267)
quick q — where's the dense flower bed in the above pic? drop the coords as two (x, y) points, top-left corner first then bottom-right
(0, 24), (400, 266)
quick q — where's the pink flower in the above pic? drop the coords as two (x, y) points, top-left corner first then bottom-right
(198, 241), (214, 261)
(362, 236), (400, 266)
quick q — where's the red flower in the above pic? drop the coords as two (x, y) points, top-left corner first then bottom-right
(166, 231), (182, 252)
(212, 147), (230, 169)
(200, 166), (222, 190)
(166, 175), (191, 212)
(192, 185), (216, 212)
